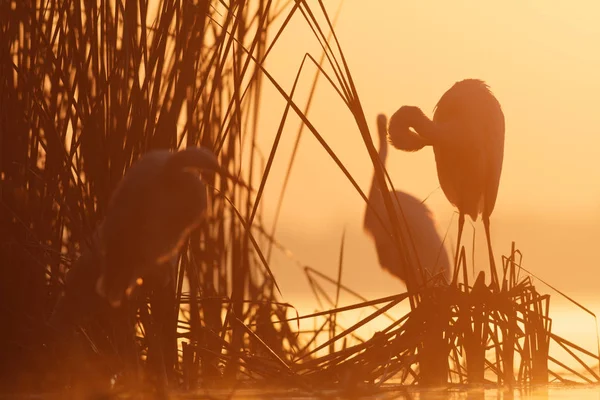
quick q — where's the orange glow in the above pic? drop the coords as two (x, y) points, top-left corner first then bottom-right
(251, 1), (600, 299)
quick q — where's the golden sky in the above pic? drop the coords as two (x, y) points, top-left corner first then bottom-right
(250, 1), (600, 298)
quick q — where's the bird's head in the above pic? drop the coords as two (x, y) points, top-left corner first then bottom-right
(388, 106), (433, 152)
(164, 147), (220, 181)
(164, 146), (250, 192)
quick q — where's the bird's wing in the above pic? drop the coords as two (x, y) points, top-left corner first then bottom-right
(483, 112), (505, 218)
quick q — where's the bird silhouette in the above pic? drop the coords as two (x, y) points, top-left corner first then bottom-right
(96, 147), (223, 307)
(363, 114), (451, 289)
(387, 79), (505, 288)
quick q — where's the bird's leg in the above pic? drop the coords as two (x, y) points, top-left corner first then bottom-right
(483, 215), (499, 291)
(451, 212), (465, 286)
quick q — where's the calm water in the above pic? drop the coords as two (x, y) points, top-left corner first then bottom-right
(25, 385), (600, 399)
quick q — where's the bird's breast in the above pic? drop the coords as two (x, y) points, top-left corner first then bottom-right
(433, 144), (487, 220)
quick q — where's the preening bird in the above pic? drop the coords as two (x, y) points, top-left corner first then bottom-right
(96, 147), (223, 307)
(363, 114), (451, 288)
(387, 79), (505, 288)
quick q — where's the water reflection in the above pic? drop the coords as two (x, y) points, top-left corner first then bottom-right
(179, 385), (599, 399)
(405, 384), (600, 400)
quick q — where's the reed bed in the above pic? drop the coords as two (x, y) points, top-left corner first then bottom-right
(281, 243), (600, 389)
(0, 0), (300, 393)
(1, 0), (599, 397)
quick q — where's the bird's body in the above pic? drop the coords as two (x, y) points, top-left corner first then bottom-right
(430, 80), (504, 221)
(387, 79), (504, 287)
(364, 114), (451, 288)
(97, 147), (221, 307)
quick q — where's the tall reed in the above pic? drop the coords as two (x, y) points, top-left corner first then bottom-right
(0, 0), (307, 391)
(5, 0), (590, 395)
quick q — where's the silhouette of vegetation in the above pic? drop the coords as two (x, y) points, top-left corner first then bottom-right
(1, 0), (599, 397)
(0, 0), (300, 395)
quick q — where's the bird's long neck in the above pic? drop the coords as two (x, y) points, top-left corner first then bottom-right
(374, 114), (389, 184)
(377, 117), (388, 164)
(365, 115), (388, 231)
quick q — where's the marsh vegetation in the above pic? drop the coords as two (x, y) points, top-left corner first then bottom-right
(1, 0), (599, 397)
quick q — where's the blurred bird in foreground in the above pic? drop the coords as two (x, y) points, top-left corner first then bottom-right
(95, 147), (223, 307)
(364, 114), (451, 289)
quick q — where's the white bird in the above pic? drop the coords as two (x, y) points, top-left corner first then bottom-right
(387, 79), (505, 288)
(363, 114), (451, 289)
(96, 147), (223, 307)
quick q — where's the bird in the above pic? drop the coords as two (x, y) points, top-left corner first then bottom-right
(363, 113), (451, 289)
(95, 146), (224, 307)
(387, 79), (505, 289)
(49, 225), (108, 329)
